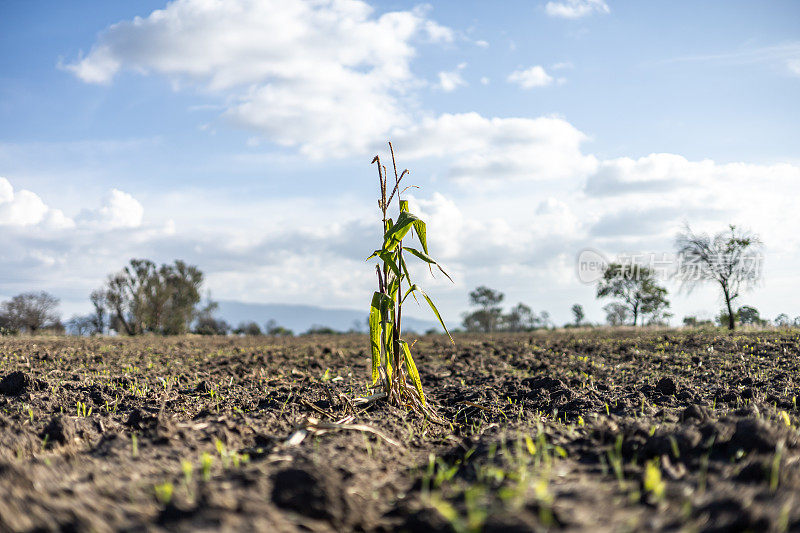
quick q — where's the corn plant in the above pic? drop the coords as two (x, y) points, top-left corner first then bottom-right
(367, 143), (452, 416)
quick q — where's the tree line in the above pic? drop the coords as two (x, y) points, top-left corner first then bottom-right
(459, 224), (780, 332)
(0, 224), (788, 335)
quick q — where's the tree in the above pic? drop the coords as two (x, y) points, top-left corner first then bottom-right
(193, 316), (230, 335)
(683, 316), (713, 327)
(571, 304), (585, 326)
(93, 259), (205, 335)
(603, 303), (630, 326)
(775, 313), (791, 327)
(596, 263), (670, 326)
(462, 286), (504, 333)
(737, 305), (766, 326)
(233, 321), (262, 336)
(675, 224), (763, 330)
(0, 292), (61, 333)
(265, 319), (293, 336)
(66, 314), (95, 336)
(502, 303), (538, 332)
(89, 289), (106, 334)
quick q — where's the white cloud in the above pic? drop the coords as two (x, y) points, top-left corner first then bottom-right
(0, 177), (74, 229)
(787, 58), (800, 76)
(390, 112), (597, 183)
(66, 0), (453, 158)
(480, 76), (490, 85)
(583, 153), (800, 252)
(507, 66), (554, 88)
(545, 0), (610, 19)
(475, 40), (489, 48)
(98, 189), (144, 228)
(436, 63), (468, 92)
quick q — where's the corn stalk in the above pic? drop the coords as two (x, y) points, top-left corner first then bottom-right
(367, 143), (453, 417)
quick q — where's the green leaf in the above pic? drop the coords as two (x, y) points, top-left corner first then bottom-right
(400, 200), (409, 212)
(368, 292), (382, 384)
(412, 219), (428, 255)
(418, 288), (454, 344)
(403, 246), (453, 283)
(383, 321), (394, 378)
(399, 253), (413, 287)
(383, 211), (419, 251)
(401, 340), (425, 405)
(378, 251), (402, 280)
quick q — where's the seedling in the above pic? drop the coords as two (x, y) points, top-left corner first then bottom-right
(200, 452), (213, 481)
(643, 460), (665, 502)
(154, 482), (174, 505)
(366, 143), (453, 416)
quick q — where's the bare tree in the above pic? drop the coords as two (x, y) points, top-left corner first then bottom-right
(0, 292), (61, 333)
(675, 224), (762, 330)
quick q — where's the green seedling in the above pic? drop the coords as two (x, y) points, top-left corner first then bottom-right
(154, 482), (174, 505)
(366, 143), (453, 415)
(201, 452), (213, 481)
(76, 401), (92, 417)
(643, 459), (665, 502)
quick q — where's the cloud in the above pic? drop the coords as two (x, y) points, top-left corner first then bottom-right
(0, 177), (74, 229)
(436, 63), (468, 92)
(65, 0), (453, 158)
(77, 189), (144, 229)
(390, 112), (597, 183)
(582, 153), (800, 252)
(545, 0), (610, 19)
(788, 58), (800, 76)
(507, 66), (554, 88)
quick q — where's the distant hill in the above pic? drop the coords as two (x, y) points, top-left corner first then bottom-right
(216, 300), (438, 334)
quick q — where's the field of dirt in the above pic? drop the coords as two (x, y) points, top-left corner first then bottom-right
(1, 329), (800, 531)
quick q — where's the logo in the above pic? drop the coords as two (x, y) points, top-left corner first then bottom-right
(576, 248), (609, 284)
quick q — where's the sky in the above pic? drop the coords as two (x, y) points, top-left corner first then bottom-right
(1, 0), (799, 326)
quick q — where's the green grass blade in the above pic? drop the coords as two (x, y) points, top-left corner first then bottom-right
(401, 340), (425, 405)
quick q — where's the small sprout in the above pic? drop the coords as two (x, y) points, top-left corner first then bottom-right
(182, 460), (193, 486)
(131, 433), (138, 458)
(201, 452), (213, 481)
(779, 410), (791, 426)
(524, 435), (537, 456)
(644, 460), (665, 501)
(154, 482), (174, 505)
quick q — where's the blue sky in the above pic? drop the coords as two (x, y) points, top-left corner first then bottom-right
(1, 0), (799, 326)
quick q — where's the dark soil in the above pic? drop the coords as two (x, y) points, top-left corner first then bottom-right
(1, 329), (800, 531)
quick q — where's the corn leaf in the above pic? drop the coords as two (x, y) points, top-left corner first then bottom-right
(368, 292), (382, 384)
(401, 340), (425, 405)
(383, 321), (394, 378)
(403, 247), (453, 283)
(383, 211), (419, 251)
(412, 219), (428, 255)
(400, 200), (409, 212)
(418, 288), (453, 343)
